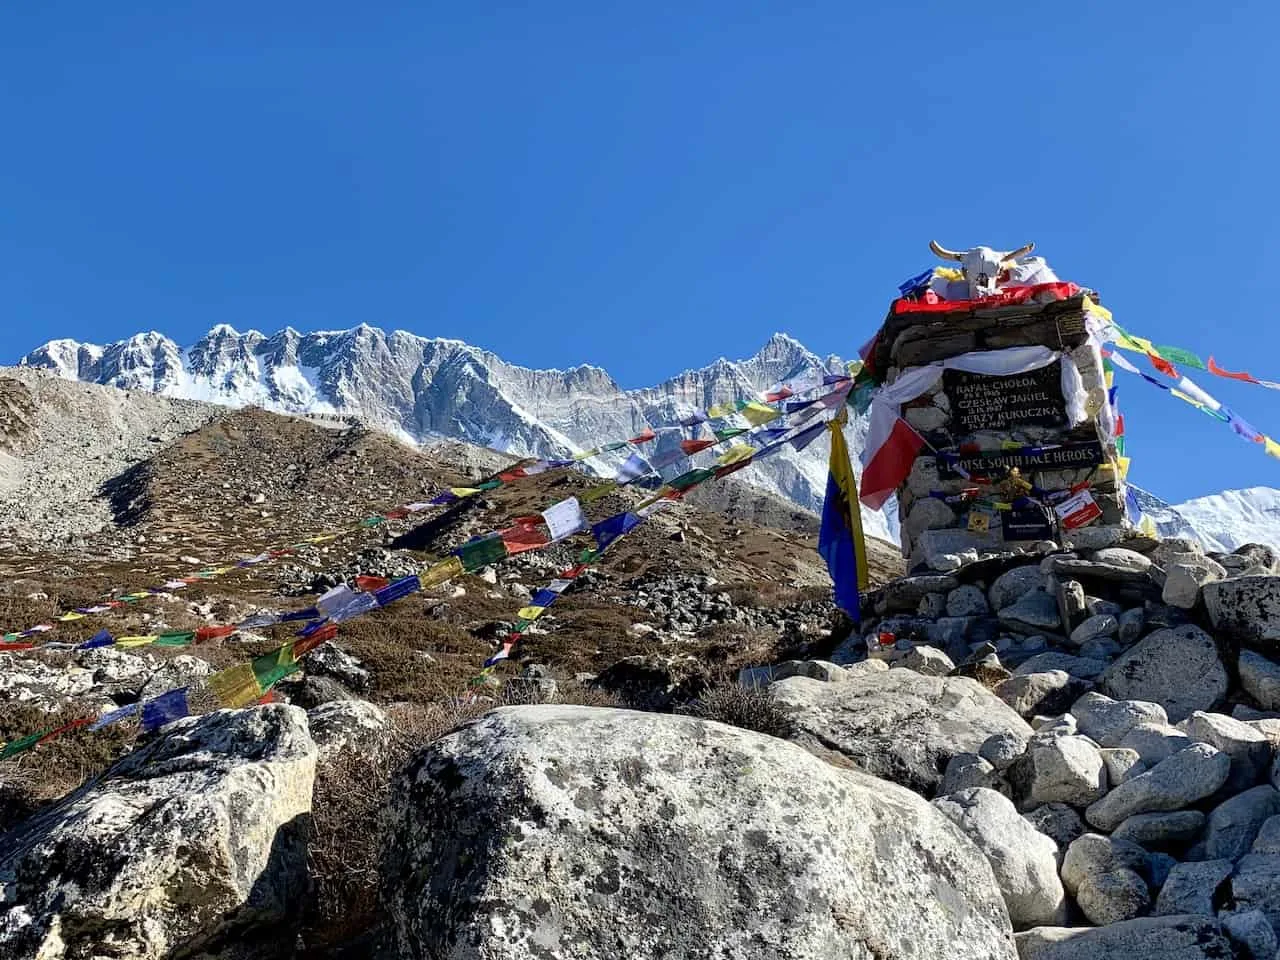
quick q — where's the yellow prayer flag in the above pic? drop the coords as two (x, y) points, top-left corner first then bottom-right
(517, 605), (546, 621)
(1105, 369), (1114, 389)
(1082, 296), (1113, 323)
(116, 635), (160, 647)
(207, 662), (261, 709)
(581, 481), (618, 504)
(1117, 456), (1131, 479)
(937, 266), (964, 282)
(1265, 437), (1280, 460)
(420, 555), (464, 588)
(706, 402), (734, 418)
(739, 402), (780, 426)
(717, 444), (755, 466)
(449, 487), (482, 498)
(58, 612), (86, 622)
(572, 448), (601, 462)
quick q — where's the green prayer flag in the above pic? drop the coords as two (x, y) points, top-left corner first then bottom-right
(713, 427), (746, 442)
(1, 729), (47, 759)
(251, 645), (300, 692)
(155, 631), (195, 647)
(1154, 346), (1207, 370)
(670, 467), (716, 492)
(456, 534), (509, 572)
(360, 516), (386, 528)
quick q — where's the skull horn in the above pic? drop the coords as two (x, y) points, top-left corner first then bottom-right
(1001, 242), (1035, 265)
(929, 240), (964, 262)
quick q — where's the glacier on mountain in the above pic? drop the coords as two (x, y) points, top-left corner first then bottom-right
(19, 325), (898, 543)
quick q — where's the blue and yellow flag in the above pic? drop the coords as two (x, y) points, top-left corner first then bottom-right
(818, 408), (868, 622)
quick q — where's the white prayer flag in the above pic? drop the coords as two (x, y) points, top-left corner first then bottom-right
(542, 497), (587, 542)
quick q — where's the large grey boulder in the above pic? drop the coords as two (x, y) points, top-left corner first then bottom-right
(997, 671), (1091, 719)
(0, 705), (316, 960)
(1204, 786), (1280, 862)
(307, 698), (392, 760)
(1015, 653), (1108, 681)
(1068, 614), (1119, 647)
(1182, 711), (1274, 794)
(999, 589), (1063, 634)
(1218, 909), (1277, 960)
(1230, 854), (1280, 935)
(1112, 811), (1206, 851)
(1204, 575), (1280, 654)
(1162, 556), (1227, 610)
(1118, 722), (1191, 767)
(896, 646), (955, 677)
(1060, 833), (1150, 897)
(1100, 625), (1228, 723)
(1071, 693), (1168, 747)
(1075, 869), (1150, 925)
(1014, 916), (1235, 960)
(1043, 549), (1156, 584)
(933, 788), (1067, 931)
(1025, 804), (1085, 858)
(1239, 651), (1280, 711)
(879, 573), (959, 613)
(1084, 743), (1231, 831)
(947, 584), (991, 617)
(990, 565), (1045, 612)
(1154, 860), (1233, 917)
(771, 670), (1031, 796)
(1025, 736), (1108, 807)
(940, 753), (1006, 796)
(382, 706), (1019, 960)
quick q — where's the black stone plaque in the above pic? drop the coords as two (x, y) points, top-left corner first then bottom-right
(936, 440), (1106, 478)
(942, 362), (1068, 433)
(1002, 502), (1055, 541)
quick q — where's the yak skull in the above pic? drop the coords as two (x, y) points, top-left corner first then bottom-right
(929, 240), (1035, 298)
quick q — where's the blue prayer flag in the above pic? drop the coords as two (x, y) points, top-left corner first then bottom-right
(817, 415), (867, 621)
(592, 512), (642, 552)
(78, 629), (114, 650)
(141, 688), (190, 732)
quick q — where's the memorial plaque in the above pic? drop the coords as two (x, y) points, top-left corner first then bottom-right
(937, 440), (1106, 478)
(942, 362), (1068, 433)
(1002, 502), (1054, 541)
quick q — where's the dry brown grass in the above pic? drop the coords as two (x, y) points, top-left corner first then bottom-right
(678, 683), (795, 740)
(0, 703), (136, 831)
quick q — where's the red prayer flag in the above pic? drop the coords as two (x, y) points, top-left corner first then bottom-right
(195, 625), (237, 643)
(383, 508), (410, 520)
(764, 386), (794, 402)
(628, 427), (657, 444)
(1208, 356), (1260, 384)
(715, 459), (754, 479)
(1147, 352), (1178, 378)
(0, 641), (35, 651)
(355, 575), (391, 592)
(500, 524), (550, 555)
(891, 282), (1081, 315)
(294, 624), (338, 657)
(498, 468), (528, 482)
(680, 439), (715, 455)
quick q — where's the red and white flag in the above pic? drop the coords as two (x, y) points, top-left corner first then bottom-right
(860, 415), (925, 509)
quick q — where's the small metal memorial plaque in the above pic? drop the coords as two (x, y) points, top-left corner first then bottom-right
(942, 362), (1068, 433)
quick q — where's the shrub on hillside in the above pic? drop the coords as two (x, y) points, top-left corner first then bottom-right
(679, 684), (795, 740)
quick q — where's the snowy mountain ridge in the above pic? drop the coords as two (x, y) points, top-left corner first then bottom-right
(20, 325), (888, 540)
(22, 324), (1280, 554)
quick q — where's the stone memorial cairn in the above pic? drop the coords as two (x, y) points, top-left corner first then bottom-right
(872, 289), (1125, 571)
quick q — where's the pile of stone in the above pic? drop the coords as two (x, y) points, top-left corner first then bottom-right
(750, 532), (1280, 956)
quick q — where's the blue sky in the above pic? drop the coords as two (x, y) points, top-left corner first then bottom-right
(2, 2), (1278, 503)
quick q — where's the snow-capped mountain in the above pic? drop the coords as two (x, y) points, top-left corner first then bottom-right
(1130, 485), (1280, 553)
(20, 325), (893, 542)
